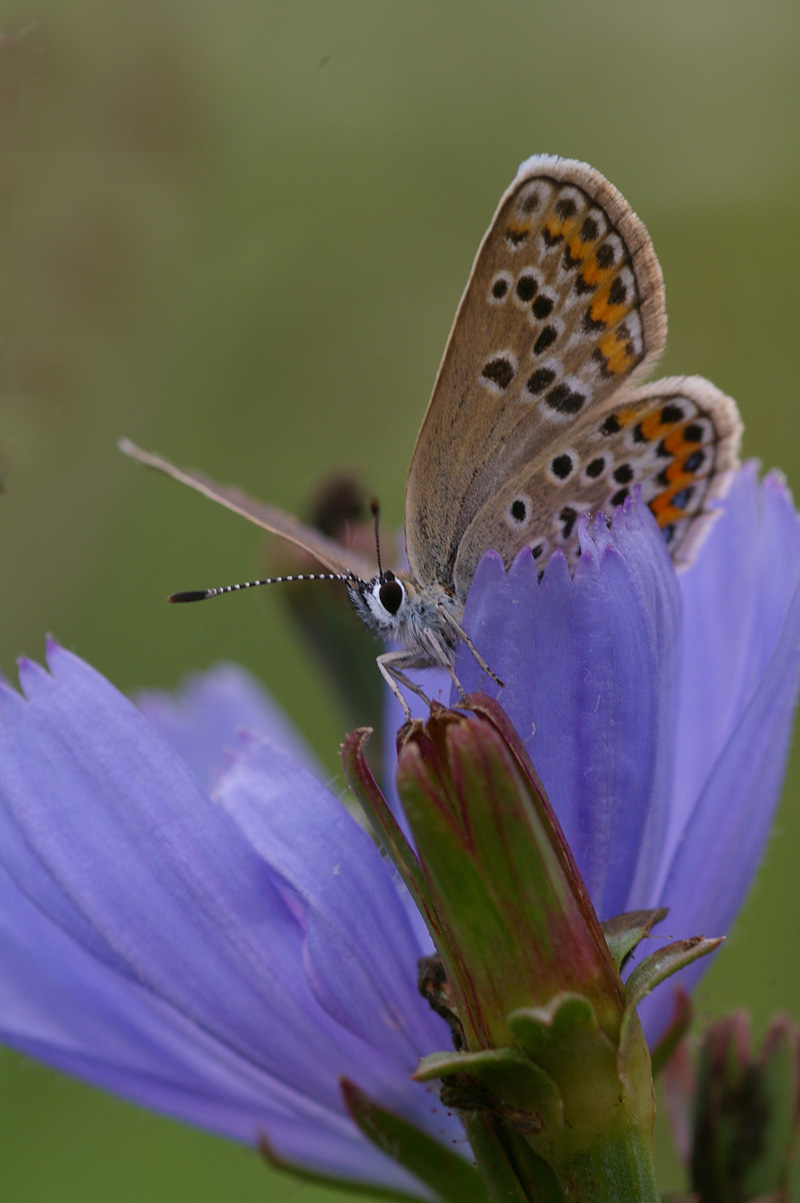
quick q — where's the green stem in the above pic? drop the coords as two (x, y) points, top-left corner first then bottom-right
(467, 1114), (659, 1202)
(553, 1127), (660, 1201)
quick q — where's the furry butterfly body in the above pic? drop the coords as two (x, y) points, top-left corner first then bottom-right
(122, 155), (742, 716)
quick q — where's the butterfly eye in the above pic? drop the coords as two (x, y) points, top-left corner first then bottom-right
(379, 575), (404, 616)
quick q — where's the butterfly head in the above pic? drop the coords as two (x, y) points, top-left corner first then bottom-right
(347, 570), (408, 636)
(346, 568), (464, 680)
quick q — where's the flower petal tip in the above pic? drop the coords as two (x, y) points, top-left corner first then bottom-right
(16, 655), (50, 697)
(508, 548), (539, 596)
(764, 467), (794, 505)
(471, 547), (507, 591)
(540, 546), (569, 585)
(44, 633), (62, 659)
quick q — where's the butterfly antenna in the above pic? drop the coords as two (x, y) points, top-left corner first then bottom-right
(370, 498), (385, 577)
(169, 571), (351, 604)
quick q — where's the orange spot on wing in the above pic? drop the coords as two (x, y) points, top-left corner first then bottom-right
(598, 328), (635, 375)
(636, 410), (665, 441)
(662, 427), (698, 456)
(649, 431), (712, 527)
(566, 233), (590, 263)
(649, 478), (702, 527)
(505, 219), (531, 244)
(580, 255), (616, 290)
(650, 499), (686, 527)
(588, 270), (633, 331)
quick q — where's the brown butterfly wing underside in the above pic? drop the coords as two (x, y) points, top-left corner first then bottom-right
(404, 155), (742, 600)
(118, 439), (377, 583)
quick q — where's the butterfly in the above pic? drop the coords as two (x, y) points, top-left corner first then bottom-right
(121, 155), (742, 718)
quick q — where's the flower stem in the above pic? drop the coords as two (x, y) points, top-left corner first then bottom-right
(464, 1109), (660, 1202)
(552, 1128), (660, 1202)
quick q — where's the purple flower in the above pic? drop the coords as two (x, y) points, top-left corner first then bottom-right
(0, 646), (466, 1196)
(452, 463), (800, 1044)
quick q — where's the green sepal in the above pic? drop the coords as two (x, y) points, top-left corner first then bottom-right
(414, 1046), (535, 1082)
(506, 996), (658, 1200)
(257, 1131), (423, 1202)
(397, 732), (524, 1041)
(622, 936), (722, 1047)
(414, 1046), (559, 1122)
(445, 701), (613, 995)
(649, 987), (692, 1078)
(601, 908), (668, 972)
(395, 703), (621, 1047)
(463, 1112), (565, 1203)
(508, 992), (616, 1068)
(340, 1078), (491, 1203)
(341, 728), (440, 938)
(506, 994), (623, 1138)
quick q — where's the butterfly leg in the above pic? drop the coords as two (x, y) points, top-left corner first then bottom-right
(378, 612), (495, 719)
(440, 659), (469, 706)
(438, 607), (505, 690)
(376, 650), (435, 721)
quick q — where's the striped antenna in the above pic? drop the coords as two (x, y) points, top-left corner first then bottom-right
(169, 571), (354, 604)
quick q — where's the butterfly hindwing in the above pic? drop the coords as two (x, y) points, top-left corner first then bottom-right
(452, 375), (743, 588)
(405, 155), (667, 595)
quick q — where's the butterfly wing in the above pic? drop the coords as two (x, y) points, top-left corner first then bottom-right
(405, 155), (667, 592)
(452, 375), (742, 590)
(119, 439), (377, 581)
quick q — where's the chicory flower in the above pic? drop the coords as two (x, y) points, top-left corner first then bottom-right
(0, 461), (797, 1197)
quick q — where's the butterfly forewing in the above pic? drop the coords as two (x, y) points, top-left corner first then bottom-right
(405, 155), (667, 596)
(119, 440), (377, 581)
(452, 376), (743, 588)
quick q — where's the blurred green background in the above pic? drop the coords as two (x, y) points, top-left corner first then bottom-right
(1, 2), (799, 1199)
